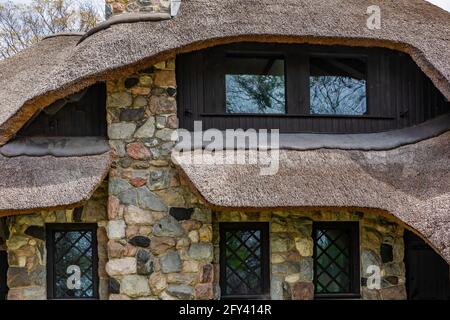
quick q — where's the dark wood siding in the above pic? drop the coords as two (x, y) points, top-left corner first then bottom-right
(404, 230), (450, 300)
(177, 44), (450, 133)
(0, 250), (7, 300)
(17, 83), (107, 137)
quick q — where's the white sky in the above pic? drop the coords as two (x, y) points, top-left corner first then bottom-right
(427, 0), (450, 11)
(1, 0), (449, 12)
(1, 0), (105, 5)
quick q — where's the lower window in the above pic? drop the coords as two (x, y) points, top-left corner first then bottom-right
(220, 222), (270, 299)
(313, 222), (360, 299)
(46, 224), (99, 299)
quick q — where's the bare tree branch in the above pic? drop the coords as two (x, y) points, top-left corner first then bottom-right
(0, 0), (103, 60)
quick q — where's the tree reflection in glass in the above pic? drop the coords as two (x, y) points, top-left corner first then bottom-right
(225, 57), (286, 114)
(310, 57), (367, 115)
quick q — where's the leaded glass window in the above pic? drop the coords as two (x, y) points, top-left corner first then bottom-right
(310, 57), (367, 115)
(46, 224), (98, 299)
(220, 223), (269, 299)
(313, 222), (360, 297)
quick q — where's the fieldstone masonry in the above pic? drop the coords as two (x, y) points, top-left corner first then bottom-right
(106, 59), (215, 300)
(213, 209), (407, 300)
(106, 0), (171, 17)
(5, 183), (109, 300)
(106, 59), (407, 300)
(2, 58), (410, 300)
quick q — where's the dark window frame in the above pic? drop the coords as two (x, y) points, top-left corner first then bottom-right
(177, 43), (450, 133)
(17, 83), (107, 138)
(202, 43), (373, 119)
(219, 222), (270, 300)
(313, 222), (360, 300)
(46, 223), (99, 300)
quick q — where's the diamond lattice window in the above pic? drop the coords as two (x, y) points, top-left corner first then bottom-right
(46, 224), (98, 299)
(220, 223), (269, 299)
(313, 222), (360, 296)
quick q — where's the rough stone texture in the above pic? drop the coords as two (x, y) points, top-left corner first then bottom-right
(6, 184), (109, 300)
(107, 220), (126, 240)
(128, 235), (150, 247)
(106, 257), (137, 276)
(153, 216), (183, 237)
(120, 275), (151, 297)
(288, 282), (314, 300)
(105, 64), (214, 300)
(108, 122), (136, 140)
(134, 117), (155, 138)
(136, 249), (154, 275)
(160, 250), (182, 273)
(150, 236), (176, 255)
(213, 209), (407, 300)
(188, 243), (213, 261)
(106, 0), (171, 18)
(166, 284), (194, 300)
(124, 205), (154, 225)
(380, 285), (407, 300)
(103, 62), (410, 301)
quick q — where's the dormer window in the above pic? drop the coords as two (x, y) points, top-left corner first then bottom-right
(16, 83), (107, 138)
(177, 43), (449, 133)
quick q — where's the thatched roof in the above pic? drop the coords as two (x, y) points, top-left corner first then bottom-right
(174, 131), (450, 262)
(175, 113), (450, 151)
(0, 0), (449, 144)
(0, 151), (112, 216)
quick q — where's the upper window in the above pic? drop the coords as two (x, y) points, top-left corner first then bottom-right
(17, 83), (107, 138)
(177, 43), (450, 133)
(225, 56), (286, 114)
(313, 222), (360, 298)
(310, 57), (367, 115)
(220, 223), (270, 299)
(46, 224), (98, 300)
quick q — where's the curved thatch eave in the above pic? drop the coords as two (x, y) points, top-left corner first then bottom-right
(0, 151), (112, 216)
(0, 0), (449, 145)
(173, 131), (450, 263)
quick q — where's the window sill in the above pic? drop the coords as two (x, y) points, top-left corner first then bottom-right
(222, 295), (271, 300)
(199, 113), (395, 120)
(314, 293), (362, 300)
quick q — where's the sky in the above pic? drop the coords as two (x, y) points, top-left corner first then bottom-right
(1, 0), (104, 5)
(1, 0), (449, 12)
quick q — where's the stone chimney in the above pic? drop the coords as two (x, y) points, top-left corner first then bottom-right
(105, 0), (181, 19)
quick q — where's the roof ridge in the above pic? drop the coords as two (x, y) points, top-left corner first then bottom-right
(78, 12), (172, 45)
(42, 32), (85, 41)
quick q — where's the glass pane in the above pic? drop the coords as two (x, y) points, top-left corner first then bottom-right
(52, 229), (95, 299)
(314, 226), (353, 294)
(225, 57), (286, 114)
(223, 228), (264, 296)
(310, 57), (367, 115)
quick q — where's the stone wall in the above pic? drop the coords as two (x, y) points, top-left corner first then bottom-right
(106, 0), (171, 17)
(105, 59), (408, 300)
(2, 59), (410, 301)
(106, 60), (215, 300)
(5, 183), (109, 300)
(213, 209), (407, 300)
